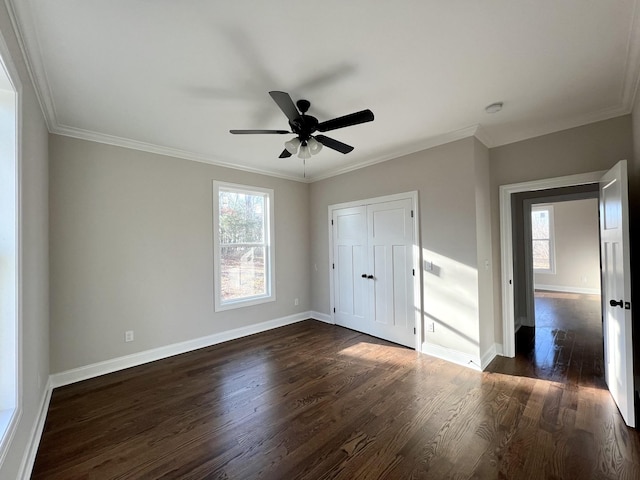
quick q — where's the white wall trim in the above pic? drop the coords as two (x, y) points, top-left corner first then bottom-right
(480, 344), (498, 370)
(534, 284), (601, 295)
(423, 342), (499, 371)
(421, 342), (483, 372)
(499, 170), (605, 357)
(0, 16), (24, 472)
(50, 312), (310, 388)
(310, 311), (333, 324)
(17, 378), (52, 480)
(310, 126), (481, 182)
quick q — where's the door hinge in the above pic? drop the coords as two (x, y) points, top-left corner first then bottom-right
(331, 219), (334, 225)
(412, 269), (415, 276)
(333, 307), (336, 313)
(410, 210), (414, 218)
(414, 327), (416, 334)
(332, 263), (335, 269)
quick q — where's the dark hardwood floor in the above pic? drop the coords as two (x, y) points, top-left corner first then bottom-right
(32, 298), (640, 479)
(490, 290), (605, 387)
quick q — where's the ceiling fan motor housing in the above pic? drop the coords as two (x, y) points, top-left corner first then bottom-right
(290, 111), (318, 141)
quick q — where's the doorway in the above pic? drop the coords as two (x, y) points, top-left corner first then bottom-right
(518, 196), (603, 383)
(499, 164), (635, 427)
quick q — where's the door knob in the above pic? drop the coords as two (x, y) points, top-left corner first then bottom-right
(361, 274), (367, 278)
(610, 299), (624, 308)
(367, 275), (374, 279)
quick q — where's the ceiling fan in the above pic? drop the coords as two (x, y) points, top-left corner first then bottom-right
(230, 91), (374, 159)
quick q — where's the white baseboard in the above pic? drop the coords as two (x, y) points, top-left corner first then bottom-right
(494, 343), (504, 356)
(50, 312), (311, 388)
(18, 378), (53, 480)
(421, 342), (483, 371)
(535, 284), (600, 295)
(517, 315), (534, 328)
(310, 311), (333, 324)
(480, 344), (498, 370)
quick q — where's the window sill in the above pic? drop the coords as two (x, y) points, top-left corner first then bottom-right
(215, 294), (276, 312)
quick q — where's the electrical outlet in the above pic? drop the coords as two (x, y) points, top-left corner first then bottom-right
(125, 330), (134, 342)
(427, 322), (435, 332)
(294, 298), (299, 306)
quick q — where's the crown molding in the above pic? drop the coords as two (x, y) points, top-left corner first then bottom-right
(489, 103), (631, 148)
(52, 123), (308, 182)
(621, 0), (640, 111)
(4, 0), (57, 130)
(472, 124), (494, 148)
(307, 125), (482, 182)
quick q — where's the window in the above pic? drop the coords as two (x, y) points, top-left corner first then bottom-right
(0, 46), (19, 457)
(213, 181), (275, 311)
(531, 205), (555, 273)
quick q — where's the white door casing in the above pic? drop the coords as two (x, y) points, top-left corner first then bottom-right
(599, 160), (634, 428)
(499, 171), (605, 357)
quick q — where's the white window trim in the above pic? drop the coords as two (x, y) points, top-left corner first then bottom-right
(531, 204), (556, 274)
(212, 181), (275, 312)
(0, 27), (22, 467)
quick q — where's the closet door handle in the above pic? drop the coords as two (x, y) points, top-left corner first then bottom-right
(367, 275), (374, 279)
(361, 274), (367, 278)
(609, 299), (624, 308)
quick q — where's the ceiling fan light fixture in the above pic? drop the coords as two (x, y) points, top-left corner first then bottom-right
(285, 137), (301, 154)
(308, 137), (323, 154)
(298, 144), (312, 159)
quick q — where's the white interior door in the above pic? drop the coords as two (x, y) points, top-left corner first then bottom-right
(332, 206), (368, 333)
(367, 199), (415, 347)
(599, 160), (634, 427)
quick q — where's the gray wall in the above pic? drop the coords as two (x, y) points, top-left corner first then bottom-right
(310, 137), (489, 358)
(533, 198), (600, 292)
(0, 7), (50, 479)
(49, 135), (310, 372)
(489, 115), (634, 344)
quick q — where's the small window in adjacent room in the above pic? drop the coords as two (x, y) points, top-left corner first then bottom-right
(213, 181), (275, 311)
(531, 205), (555, 273)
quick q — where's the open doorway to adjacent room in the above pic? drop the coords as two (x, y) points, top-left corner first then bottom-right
(519, 195), (603, 385)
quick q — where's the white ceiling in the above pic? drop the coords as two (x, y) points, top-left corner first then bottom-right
(7, 0), (640, 182)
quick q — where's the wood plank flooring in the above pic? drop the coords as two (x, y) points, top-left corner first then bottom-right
(32, 298), (640, 479)
(490, 291), (605, 386)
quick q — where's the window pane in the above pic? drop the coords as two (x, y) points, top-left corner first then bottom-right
(220, 246), (266, 301)
(531, 210), (549, 239)
(532, 239), (550, 270)
(219, 191), (265, 244)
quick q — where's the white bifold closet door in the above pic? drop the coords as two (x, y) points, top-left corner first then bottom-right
(332, 198), (415, 348)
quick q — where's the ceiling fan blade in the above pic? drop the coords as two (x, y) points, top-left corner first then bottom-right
(279, 149), (292, 158)
(315, 135), (354, 154)
(229, 129), (290, 134)
(269, 91), (300, 123)
(317, 109), (374, 132)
